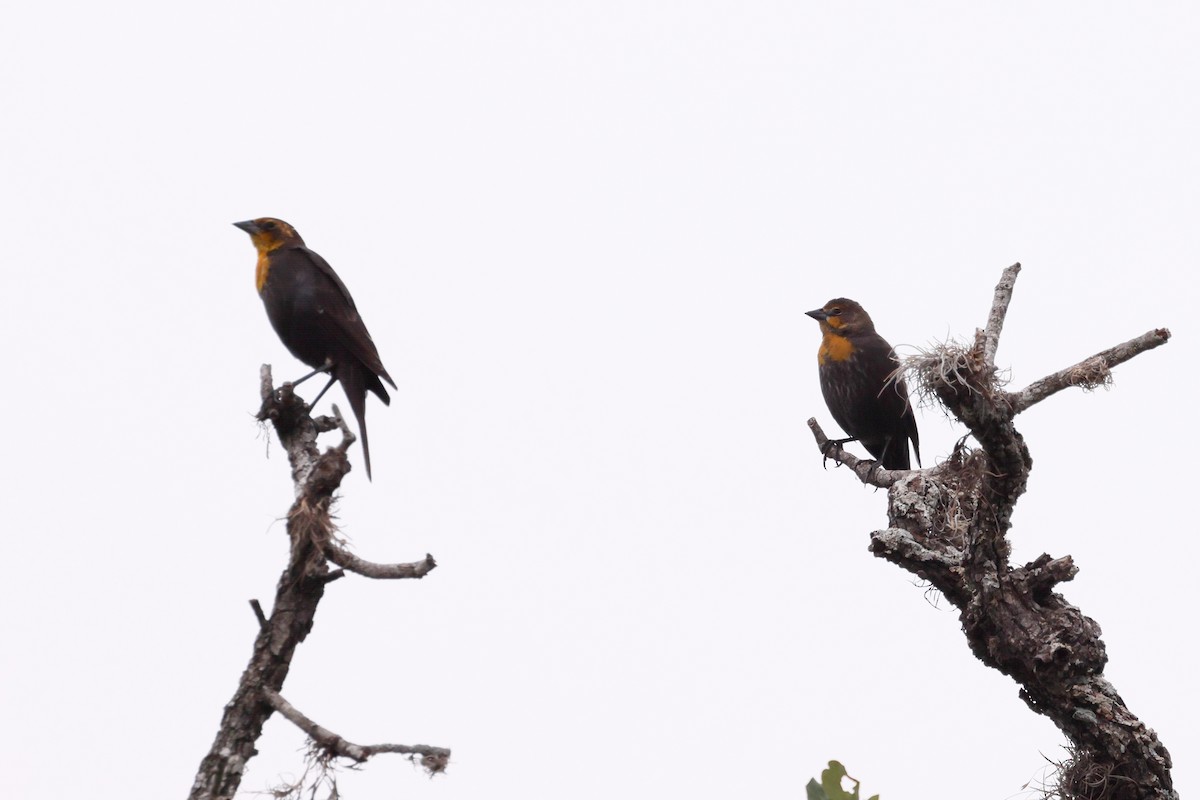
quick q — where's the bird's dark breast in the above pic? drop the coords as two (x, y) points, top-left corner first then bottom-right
(259, 252), (349, 370)
(820, 357), (892, 439)
(818, 336), (910, 438)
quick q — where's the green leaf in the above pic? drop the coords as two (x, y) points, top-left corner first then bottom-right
(806, 778), (830, 800)
(822, 761), (851, 800)
(811, 760), (877, 800)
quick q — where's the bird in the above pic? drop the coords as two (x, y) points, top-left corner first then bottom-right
(234, 217), (396, 480)
(806, 298), (920, 470)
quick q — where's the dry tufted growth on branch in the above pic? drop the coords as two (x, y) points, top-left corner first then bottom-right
(808, 264), (1175, 800)
(188, 366), (448, 800)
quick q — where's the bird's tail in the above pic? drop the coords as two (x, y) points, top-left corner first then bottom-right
(366, 371), (392, 406)
(338, 366), (375, 480)
(876, 436), (912, 470)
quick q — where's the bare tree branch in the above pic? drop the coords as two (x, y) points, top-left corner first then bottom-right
(326, 547), (439, 580)
(263, 687), (451, 771)
(1007, 328), (1171, 414)
(805, 418), (912, 488)
(188, 368), (446, 800)
(810, 266), (1176, 799)
(868, 522), (970, 605)
(982, 262), (1021, 367)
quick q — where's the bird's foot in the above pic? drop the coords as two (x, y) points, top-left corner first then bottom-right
(820, 437), (856, 469)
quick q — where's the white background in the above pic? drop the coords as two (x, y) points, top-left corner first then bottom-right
(2, 3), (1194, 799)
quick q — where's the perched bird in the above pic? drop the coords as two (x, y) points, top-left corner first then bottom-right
(234, 217), (395, 479)
(806, 298), (920, 470)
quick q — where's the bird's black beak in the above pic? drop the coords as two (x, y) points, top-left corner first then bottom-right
(233, 220), (261, 235)
(805, 308), (828, 321)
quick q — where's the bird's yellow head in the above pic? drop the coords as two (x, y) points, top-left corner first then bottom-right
(805, 298), (876, 364)
(234, 217), (304, 292)
(233, 217), (304, 253)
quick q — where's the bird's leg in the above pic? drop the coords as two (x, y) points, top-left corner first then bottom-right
(288, 361), (333, 389)
(278, 361), (336, 415)
(821, 436), (857, 469)
(305, 375), (338, 413)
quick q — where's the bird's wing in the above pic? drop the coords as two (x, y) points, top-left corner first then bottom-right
(862, 334), (921, 465)
(297, 247), (396, 389)
(299, 245), (360, 311)
(856, 335), (903, 388)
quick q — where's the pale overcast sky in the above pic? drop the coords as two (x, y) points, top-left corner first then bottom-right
(2, 3), (1196, 799)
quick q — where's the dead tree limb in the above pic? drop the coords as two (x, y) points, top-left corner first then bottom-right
(263, 688), (450, 771)
(188, 367), (446, 800)
(809, 264), (1175, 800)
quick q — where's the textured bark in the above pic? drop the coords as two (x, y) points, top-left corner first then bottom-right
(188, 368), (446, 800)
(809, 265), (1175, 800)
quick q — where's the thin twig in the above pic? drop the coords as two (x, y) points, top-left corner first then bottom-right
(327, 403), (357, 453)
(249, 599), (268, 631)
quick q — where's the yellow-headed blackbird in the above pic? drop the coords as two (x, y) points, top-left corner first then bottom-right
(806, 298), (920, 470)
(235, 217), (395, 480)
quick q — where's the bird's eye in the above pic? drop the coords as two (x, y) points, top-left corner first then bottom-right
(829, 307), (842, 316)
(261, 220), (277, 231)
